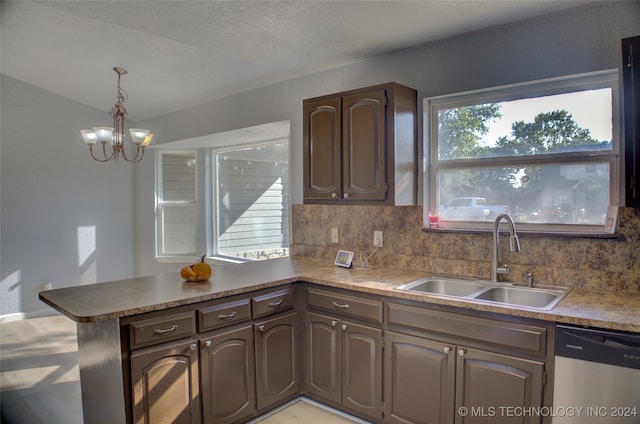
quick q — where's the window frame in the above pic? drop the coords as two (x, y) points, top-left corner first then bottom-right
(155, 149), (199, 259)
(423, 69), (621, 235)
(154, 121), (291, 263)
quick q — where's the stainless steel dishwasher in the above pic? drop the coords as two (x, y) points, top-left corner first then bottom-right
(553, 325), (640, 423)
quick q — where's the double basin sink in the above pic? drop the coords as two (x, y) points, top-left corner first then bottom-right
(396, 277), (570, 310)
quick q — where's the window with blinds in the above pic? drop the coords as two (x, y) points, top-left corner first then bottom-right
(156, 151), (198, 256)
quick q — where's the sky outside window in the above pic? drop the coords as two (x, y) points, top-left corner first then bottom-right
(482, 88), (612, 146)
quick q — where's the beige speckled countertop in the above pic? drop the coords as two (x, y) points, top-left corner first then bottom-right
(39, 256), (640, 333)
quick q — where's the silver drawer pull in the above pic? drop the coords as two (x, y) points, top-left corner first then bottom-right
(153, 325), (178, 335)
(217, 311), (237, 320)
(268, 300), (283, 308)
(332, 301), (350, 309)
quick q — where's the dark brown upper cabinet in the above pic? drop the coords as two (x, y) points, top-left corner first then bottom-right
(303, 83), (417, 205)
(623, 35), (640, 208)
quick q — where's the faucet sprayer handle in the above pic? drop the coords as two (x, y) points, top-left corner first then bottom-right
(509, 235), (520, 252)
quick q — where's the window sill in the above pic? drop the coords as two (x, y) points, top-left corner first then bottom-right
(155, 255), (289, 265)
(421, 226), (625, 240)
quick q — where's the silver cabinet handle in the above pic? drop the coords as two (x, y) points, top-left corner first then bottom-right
(343, 193), (350, 199)
(153, 325), (178, 335)
(444, 346), (451, 354)
(190, 343), (197, 351)
(331, 193), (338, 199)
(331, 320), (338, 327)
(332, 301), (350, 309)
(342, 324), (347, 331)
(205, 340), (212, 347)
(458, 349), (466, 357)
(217, 311), (237, 320)
(268, 300), (283, 308)
(258, 325), (265, 333)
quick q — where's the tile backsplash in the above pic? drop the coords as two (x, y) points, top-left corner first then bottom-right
(291, 205), (640, 293)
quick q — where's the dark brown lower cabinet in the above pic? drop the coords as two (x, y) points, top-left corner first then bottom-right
(254, 311), (300, 411)
(306, 311), (383, 422)
(384, 331), (545, 424)
(342, 320), (383, 420)
(456, 347), (544, 424)
(306, 312), (341, 404)
(200, 324), (255, 424)
(131, 338), (202, 424)
(384, 331), (455, 424)
(125, 287), (547, 424)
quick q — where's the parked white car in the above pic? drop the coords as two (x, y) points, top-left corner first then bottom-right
(440, 197), (510, 220)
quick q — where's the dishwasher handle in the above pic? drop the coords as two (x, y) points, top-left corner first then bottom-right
(603, 336), (640, 350)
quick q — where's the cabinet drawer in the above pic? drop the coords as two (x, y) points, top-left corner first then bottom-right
(307, 287), (383, 324)
(252, 287), (295, 319)
(198, 298), (251, 332)
(129, 311), (195, 349)
(386, 302), (546, 355)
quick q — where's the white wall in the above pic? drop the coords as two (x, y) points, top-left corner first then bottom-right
(134, 2), (639, 276)
(1, 76), (136, 316)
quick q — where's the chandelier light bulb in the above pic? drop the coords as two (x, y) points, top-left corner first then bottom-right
(80, 129), (98, 146)
(129, 128), (150, 145)
(141, 132), (154, 147)
(94, 127), (114, 144)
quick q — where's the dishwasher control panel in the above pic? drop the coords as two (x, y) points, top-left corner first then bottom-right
(556, 325), (640, 369)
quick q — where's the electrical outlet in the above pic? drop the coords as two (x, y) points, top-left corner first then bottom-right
(373, 231), (383, 247)
(331, 227), (339, 244)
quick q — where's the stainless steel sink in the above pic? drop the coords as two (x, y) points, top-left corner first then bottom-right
(396, 277), (570, 310)
(474, 286), (567, 309)
(397, 278), (485, 297)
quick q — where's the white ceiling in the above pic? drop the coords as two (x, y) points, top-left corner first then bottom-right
(1, 0), (601, 121)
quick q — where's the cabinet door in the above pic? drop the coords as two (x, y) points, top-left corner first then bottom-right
(303, 97), (342, 201)
(455, 347), (544, 424)
(254, 312), (300, 411)
(200, 324), (255, 424)
(623, 35), (640, 207)
(341, 321), (383, 421)
(131, 338), (201, 424)
(306, 312), (342, 404)
(384, 331), (455, 424)
(342, 89), (387, 201)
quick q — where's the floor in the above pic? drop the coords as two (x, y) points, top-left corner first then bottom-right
(0, 315), (361, 423)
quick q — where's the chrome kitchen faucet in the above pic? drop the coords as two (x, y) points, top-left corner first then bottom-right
(491, 213), (520, 283)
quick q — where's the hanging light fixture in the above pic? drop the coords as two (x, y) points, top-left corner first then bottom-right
(80, 67), (153, 162)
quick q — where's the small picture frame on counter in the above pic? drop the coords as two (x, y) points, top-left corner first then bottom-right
(335, 250), (354, 268)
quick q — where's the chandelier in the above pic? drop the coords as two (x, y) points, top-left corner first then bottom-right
(80, 67), (153, 162)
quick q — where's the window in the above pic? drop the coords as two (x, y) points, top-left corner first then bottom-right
(425, 70), (619, 234)
(213, 140), (289, 260)
(155, 121), (290, 262)
(156, 151), (198, 256)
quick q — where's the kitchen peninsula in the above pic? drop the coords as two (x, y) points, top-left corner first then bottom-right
(40, 256), (640, 424)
